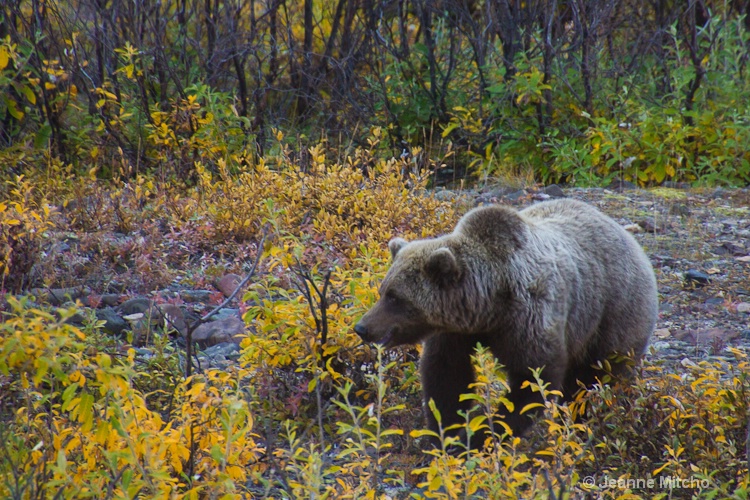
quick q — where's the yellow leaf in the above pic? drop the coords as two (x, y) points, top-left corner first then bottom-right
(520, 402), (545, 414)
(468, 415), (487, 432)
(410, 429), (439, 439)
(429, 474), (442, 491)
(0, 47), (8, 70)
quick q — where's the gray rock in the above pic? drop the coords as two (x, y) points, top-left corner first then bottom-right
(215, 274), (242, 298)
(684, 269), (711, 287)
(96, 307), (128, 336)
(189, 316), (246, 347)
(158, 303), (187, 334)
(668, 203), (691, 217)
(662, 181), (691, 189)
(637, 218), (661, 234)
(650, 341), (672, 351)
(180, 290), (213, 303)
(608, 179), (637, 191)
(202, 342), (241, 359)
(211, 308), (241, 322)
(544, 184), (566, 198)
(703, 297), (724, 310)
(503, 189), (527, 202)
(33, 287), (90, 306)
(100, 294), (121, 307)
(119, 297), (154, 316)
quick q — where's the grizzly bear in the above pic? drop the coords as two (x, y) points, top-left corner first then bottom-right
(354, 199), (658, 448)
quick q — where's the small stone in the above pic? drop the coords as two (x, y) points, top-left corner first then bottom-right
(158, 303), (187, 334)
(96, 307), (128, 336)
(180, 290), (213, 303)
(675, 328), (738, 345)
(703, 297), (724, 309)
(662, 181), (691, 189)
(36, 287), (90, 306)
(190, 316), (246, 347)
(211, 308), (240, 322)
(119, 297), (154, 316)
(503, 189), (527, 202)
(637, 218), (660, 234)
(202, 342), (241, 359)
(650, 341), (672, 351)
(544, 184), (566, 198)
(668, 203), (691, 217)
(680, 358), (698, 368)
(684, 269), (710, 287)
(737, 302), (750, 313)
(713, 242), (745, 256)
(608, 179), (637, 191)
(653, 328), (671, 339)
(216, 274), (242, 298)
(100, 293), (121, 307)
(434, 189), (459, 202)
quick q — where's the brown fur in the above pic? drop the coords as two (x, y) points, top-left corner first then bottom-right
(354, 199), (658, 448)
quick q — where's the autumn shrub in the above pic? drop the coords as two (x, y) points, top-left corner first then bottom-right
(0, 176), (54, 293)
(577, 349), (750, 499)
(186, 130), (458, 253)
(0, 297), (265, 499)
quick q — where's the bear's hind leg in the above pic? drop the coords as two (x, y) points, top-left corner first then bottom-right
(420, 333), (484, 447)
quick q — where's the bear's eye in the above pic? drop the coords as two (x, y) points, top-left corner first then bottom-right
(384, 290), (401, 304)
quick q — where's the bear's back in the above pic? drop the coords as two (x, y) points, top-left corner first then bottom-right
(518, 198), (658, 360)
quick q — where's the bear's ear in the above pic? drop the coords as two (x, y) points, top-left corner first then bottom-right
(389, 238), (408, 259)
(425, 247), (461, 285)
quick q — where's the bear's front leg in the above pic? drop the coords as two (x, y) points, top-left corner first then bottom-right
(499, 364), (566, 437)
(420, 333), (483, 449)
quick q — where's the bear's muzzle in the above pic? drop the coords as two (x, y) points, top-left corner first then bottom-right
(353, 322), (370, 341)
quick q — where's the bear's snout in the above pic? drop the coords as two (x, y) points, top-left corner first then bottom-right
(354, 322), (370, 341)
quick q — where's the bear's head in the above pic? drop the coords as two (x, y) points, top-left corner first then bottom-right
(354, 237), (465, 348)
(354, 205), (527, 348)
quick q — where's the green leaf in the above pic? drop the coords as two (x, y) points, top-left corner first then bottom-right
(6, 97), (24, 120)
(22, 85), (36, 104)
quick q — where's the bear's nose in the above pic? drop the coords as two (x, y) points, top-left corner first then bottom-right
(354, 323), (369, 340)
